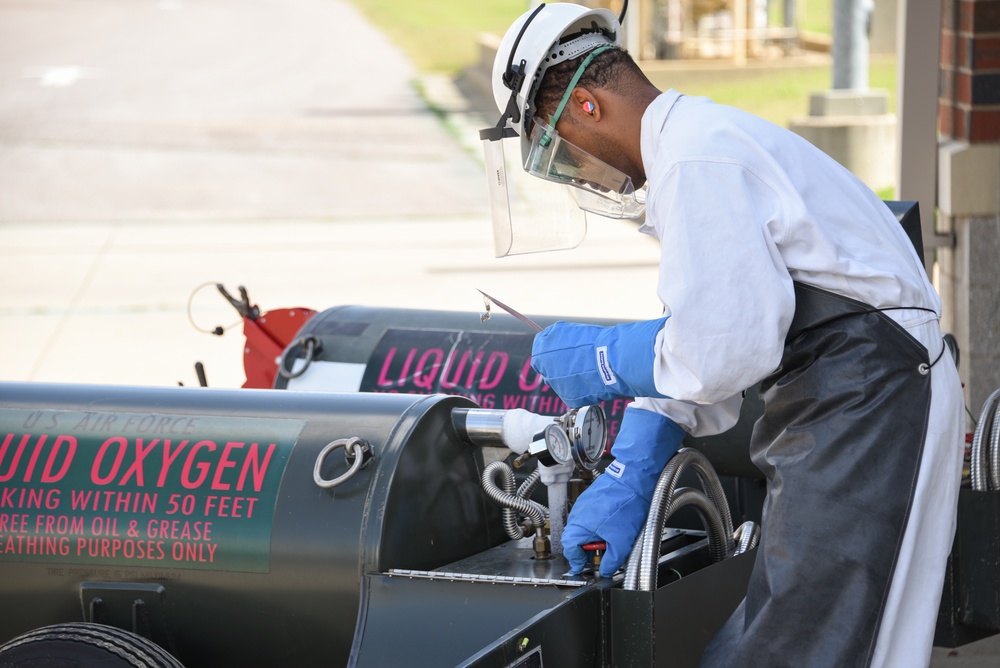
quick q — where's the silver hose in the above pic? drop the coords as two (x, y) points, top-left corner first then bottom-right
(991, 398), (1000, 491)
(517, 469), (541, 502)
(625, 448), (735, 591)
(623, 530), (644, 591)
(482, 461), (547, 539)
(971, 389), (1000, 491)
(733, 520), (760, 555)
(670, 487), (729, 560)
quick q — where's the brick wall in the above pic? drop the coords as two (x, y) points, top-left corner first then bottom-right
(937, 0), (1000, 417)
(940, 0), (1000, 141)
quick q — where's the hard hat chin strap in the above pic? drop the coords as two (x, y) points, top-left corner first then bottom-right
(547, 44), (615, 131)
(480, 3), (546, 142)
(480, 1), (628, 143)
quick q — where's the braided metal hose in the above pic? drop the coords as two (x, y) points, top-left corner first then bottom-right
(992, 403), (1000, 491)
(733, 520), (760, 555)
(668, 487), (728, 560)
(625, 448), (735, 591)
(971, 389), (1000, 491)
(482, 461), (547, 539)
(517, 468), (542, 502)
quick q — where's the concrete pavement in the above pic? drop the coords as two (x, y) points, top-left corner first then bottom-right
(2, 0), (999, 664)
(0, 0), (662, 389)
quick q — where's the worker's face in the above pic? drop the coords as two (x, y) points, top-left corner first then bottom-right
(553, 109), (646, 190)
(524, 115), (646, 220)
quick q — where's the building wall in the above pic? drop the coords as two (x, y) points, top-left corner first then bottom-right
(937, 0), (1000, 416)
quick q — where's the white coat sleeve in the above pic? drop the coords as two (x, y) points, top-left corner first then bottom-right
(646, 158), (795, 405)
(632, 393), (744, 438)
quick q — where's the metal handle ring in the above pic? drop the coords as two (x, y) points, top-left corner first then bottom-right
(314, 437), (371, 488)
(279, 336), (320, 380)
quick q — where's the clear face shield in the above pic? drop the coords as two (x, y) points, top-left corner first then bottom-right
(525, 119), (646, 220)
(480, 41), (644, 257)
(482, 131), (588, 257)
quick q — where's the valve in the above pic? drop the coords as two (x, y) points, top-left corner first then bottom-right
(583, 541), (607, 571)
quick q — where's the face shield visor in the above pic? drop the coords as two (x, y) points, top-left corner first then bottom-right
(480, 30), (643, 257)
(525, 118), (645, 220)
(479, 0), (642, 257)
(482, 131), (588, 257)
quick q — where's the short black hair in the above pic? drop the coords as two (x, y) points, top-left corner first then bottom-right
(532, 46), (649, 124)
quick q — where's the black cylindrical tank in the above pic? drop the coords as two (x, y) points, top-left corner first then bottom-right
(0, 382), (501, 667)
(274, 305), (764, 479)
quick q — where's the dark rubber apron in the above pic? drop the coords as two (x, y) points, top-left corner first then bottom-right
(700, 282), (933, 668)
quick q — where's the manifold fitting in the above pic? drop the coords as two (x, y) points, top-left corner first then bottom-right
(482, 461), (552, 559)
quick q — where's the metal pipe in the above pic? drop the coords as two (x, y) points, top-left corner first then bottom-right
(454, 408), (508, 447)
(733, 520), (760, 556)
(642, 448), (734, 571)
(482, 461), (547, 539)
(668, 488), (729, 563)
(453, 407), (554, 454)
(624, 487), (731, 591)
(832, 0), (871, 90)
(991, 398), (1000, 491)
(546, 481), (568, 555)
(625, 448), (735, 591)
(971, 389), (1000, 490)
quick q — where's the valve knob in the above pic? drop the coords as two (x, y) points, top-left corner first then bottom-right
(582, 541), (607, 570)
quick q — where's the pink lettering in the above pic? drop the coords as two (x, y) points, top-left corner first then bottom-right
(375, 347), (398, 387)
(181, 440), (215, 489)
(478, 352), (509, 390)
(440, 350), (470, 389)
(413, 348), (444, 390)
(157, 440), (190, 487)
(398, 348), (418, 384)
(118, 438), (158, 487)
(0, 434), (30, 482)
(518, 358), (543, 392)
(211, 442), (244, 490)
(21, 434), (47, 482)
(40, 435), (76, 483)
(464, 351), (485, 387)
(91, 437), (128, 485)
(237, 443), (275, 493)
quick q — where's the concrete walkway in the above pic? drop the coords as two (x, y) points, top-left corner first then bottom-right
(0, 0), (661, 389)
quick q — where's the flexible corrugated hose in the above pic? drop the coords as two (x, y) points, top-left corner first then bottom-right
(482, 461), (547, 539)
(624, 448), (740, 591)
(971, 388), (1000, 491)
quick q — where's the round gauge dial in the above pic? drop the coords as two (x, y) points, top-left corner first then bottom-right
(571, 405), (608, 469)
(542, 423), (573, 466)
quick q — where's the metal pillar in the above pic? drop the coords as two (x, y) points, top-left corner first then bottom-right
(833, 0), (872, 89)
(896, 0), (946, 274)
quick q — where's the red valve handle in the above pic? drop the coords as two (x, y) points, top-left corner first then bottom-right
(582, 541), (607, 552)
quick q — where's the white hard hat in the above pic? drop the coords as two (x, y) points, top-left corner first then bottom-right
(478, 3), (631, 259)
(489, 2), (621, 162)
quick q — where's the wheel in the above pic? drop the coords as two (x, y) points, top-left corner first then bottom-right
(0, 622), (184, 668)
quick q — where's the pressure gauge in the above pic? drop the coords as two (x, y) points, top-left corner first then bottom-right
(528, 423), (573, 467)
(570, 405), (608, 470)
(543, 423), (573, 466)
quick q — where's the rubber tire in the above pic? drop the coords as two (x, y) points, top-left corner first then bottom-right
(0, 622), (184, 668)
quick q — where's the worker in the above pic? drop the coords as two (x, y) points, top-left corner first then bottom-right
(479, 2), (964, 667)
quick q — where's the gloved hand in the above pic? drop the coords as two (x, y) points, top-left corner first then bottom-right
(531, 318), (668, 408)
(562, 406), (685, 577)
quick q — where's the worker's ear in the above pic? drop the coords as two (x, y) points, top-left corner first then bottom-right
(571, 88), (601, 122)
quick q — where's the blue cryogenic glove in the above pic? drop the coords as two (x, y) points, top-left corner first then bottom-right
(562, 406), (685, 577)
(531, 318), (668, 408)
